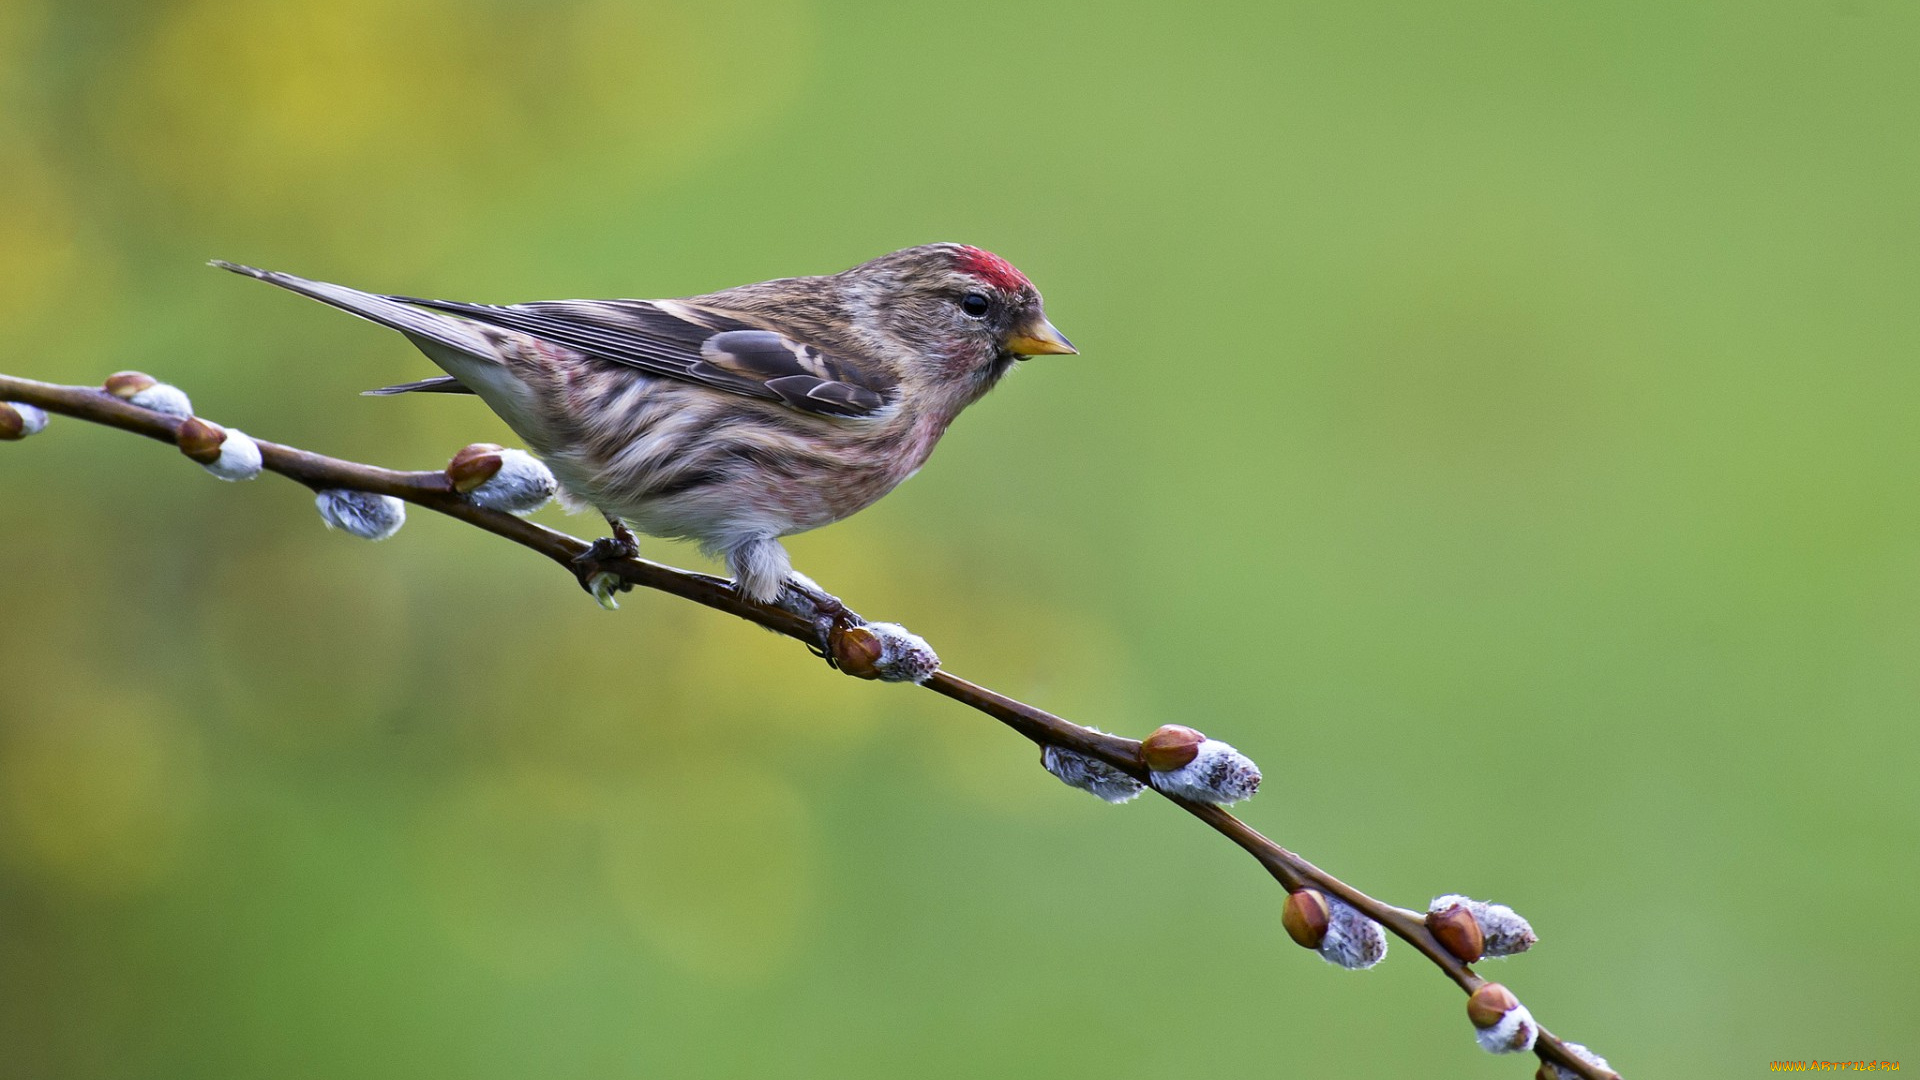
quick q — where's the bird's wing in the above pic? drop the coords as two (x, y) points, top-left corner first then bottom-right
(394, 296), (898, 419)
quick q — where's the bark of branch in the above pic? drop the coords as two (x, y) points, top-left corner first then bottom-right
(0, 371), (1618, 1080)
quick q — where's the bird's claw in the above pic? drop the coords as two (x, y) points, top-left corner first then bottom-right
(587, 572), (625, 610)
(777, 583), (938, 682)
(775, 577), (865, 665)
(579, 532), (639, 563)
(572, 532), (639, 609)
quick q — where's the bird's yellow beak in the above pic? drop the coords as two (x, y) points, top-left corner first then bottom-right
(1005, 316), (1077, 356)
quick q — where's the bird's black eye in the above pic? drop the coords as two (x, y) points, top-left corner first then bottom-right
(958, 292), (992, 318)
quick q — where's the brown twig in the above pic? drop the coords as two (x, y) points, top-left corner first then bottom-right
(0, 371), (1618, 1080)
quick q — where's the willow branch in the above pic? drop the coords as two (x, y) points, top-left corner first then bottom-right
(0, 371), (1617, 1080)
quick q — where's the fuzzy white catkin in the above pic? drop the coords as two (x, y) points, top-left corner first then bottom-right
(1147, 739), (1261, 805)
(316, 489), (406, 540)
(1474, 1001), (1538, 1054)
(1041, 743), (1145, 803)
(1318, 895), (1388, 969)
(5, 402), (49, 435)
(861, 622), (939, 683)
(467, 448), (557, 513)
(1540, 1042), (1611, 1079)
(1430, 894), (1537, 957)
(202, 428), (262, 481)
(129, 382), (193, 418)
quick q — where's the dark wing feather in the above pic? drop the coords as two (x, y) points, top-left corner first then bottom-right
(691, 330), (888, 417)
(392, 296), (896, 419)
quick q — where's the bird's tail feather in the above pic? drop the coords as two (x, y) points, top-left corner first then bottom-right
(362, 375), (474, 397)
(210, 261), (504, 364)
(212, 260), (553, 441)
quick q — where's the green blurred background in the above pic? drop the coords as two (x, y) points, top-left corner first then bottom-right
(3, 1), (1916, 1075)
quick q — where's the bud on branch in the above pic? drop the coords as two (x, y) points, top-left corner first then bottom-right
(1140, 724), (1261, 805)
(1469, 982), (1538, 1054)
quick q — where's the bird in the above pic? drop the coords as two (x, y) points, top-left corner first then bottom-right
(213, 243), (1075, 606)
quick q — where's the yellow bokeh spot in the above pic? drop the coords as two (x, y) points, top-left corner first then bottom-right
(0, 145), (85, 333)
(107, 0), (817, 219)
(0, 691), (205, 893)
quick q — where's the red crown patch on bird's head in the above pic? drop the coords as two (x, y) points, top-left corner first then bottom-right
(953, 246), (1032, 294)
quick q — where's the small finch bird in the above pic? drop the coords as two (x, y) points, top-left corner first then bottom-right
(214, 244), (1075, 604)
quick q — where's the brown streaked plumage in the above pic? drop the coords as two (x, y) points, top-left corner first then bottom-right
(212, 244), (1074, 601)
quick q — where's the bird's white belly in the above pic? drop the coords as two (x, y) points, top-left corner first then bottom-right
(545, 452), (817, 550)
(536, 385), (933, 552)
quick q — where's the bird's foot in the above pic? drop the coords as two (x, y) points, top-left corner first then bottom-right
(774, 573), (866, 662)
(765, 574), (940, 682)
(573, 522), (640, 610)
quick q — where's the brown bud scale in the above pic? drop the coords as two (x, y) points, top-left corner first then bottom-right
(1467, 982), (1519, 1029)
(105, 371), (157, 398)
(447, 443), (506, 493)
(831, 625), (885, 680)
(1139, 724), (1205, 772)
(176, 416), (227, 464)
(1282, 888), (1331, 949)
(0, 404), (22, 441)
(1428, 904), (1486, 964)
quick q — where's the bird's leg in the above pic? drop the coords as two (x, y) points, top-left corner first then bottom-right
(572, 516), (640, 609)
(718, 538), (857, 654)
(776, 572), (867, 664)
(775, 574), (938, 682)
(604, 519), (640, 558)
(717, 540), (929, 678)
